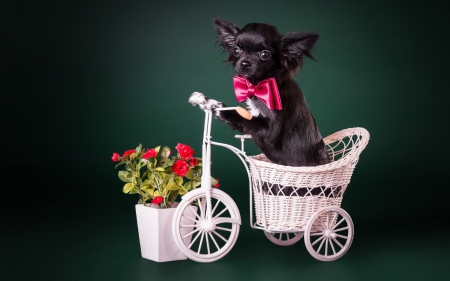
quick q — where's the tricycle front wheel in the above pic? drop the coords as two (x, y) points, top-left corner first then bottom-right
(172, 190), (240, 263)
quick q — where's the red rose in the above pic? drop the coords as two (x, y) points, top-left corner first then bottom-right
(172, 160), (189, 177)
(122, 149), (135, 158)
(214, 179), (220, 188)
(111, 152), (120, 162)
(189, 157), (199, 166)
(152, 196), (163, 204)
(175, 143), (195, 159)
(142, 148), (157, 159)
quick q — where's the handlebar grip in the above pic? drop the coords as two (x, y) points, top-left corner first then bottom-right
(236, 106), (252, 120)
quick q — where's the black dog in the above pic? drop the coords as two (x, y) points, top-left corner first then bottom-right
(189, 17), (331, 167)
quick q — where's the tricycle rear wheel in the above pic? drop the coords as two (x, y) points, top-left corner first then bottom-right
(264, 231), (303, 246)
(304, 206), (354, 261)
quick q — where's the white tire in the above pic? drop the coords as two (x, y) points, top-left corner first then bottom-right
(304, 206), (354, 261)
(264, 231), (304, 246)
(172, 189), (240, 263)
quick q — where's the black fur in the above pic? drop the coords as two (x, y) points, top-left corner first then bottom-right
(193, 17), (331, 167)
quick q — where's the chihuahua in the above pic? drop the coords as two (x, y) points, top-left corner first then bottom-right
(189, 17), (331, 167)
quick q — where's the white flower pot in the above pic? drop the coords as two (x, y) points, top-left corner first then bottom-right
(135, 204), (196, 262)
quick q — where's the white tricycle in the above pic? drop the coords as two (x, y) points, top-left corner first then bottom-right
(172, 106), (369, 263)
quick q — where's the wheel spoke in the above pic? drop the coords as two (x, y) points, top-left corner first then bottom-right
(319, 214), (327, 230)
(336, 234), (348, 239)
(212, 230), (228, 243)
(330, 213), (338, 228)
(330, 238), (337, 255)
(211, 199), (220, 216)
(208, 232), (220, 251)
(317, 236), (326, 253)
(213, 206), (228, 219)
(332, 218), (346, 230)
(332, 237), (344, 249)
(180, 224), (197, 228)
(197, 231), (205, 254)
(311, 235), (325, 246)
(188, 205), (201, 222)
(310, 232), (324, 236)
(325, 238), (329, 256)
(216, 226), (232, 232)
(181, 214), (198, 223)
(205, 231), (211, 255)
(182, 227), (201, 239)
(326, 212), (330, 229)
(334, 226), (349, 232)
(188, 229), (203, 249)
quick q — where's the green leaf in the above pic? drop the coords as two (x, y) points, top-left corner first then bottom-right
(159, 172), (169, 180)
(166, 182), (179, 191)
(161, 158), (172, 169)
(211, 177), (218, 186)
(184, 182), (192, 191)
(144, 188), (154, 197)
(179, 186), (189, 195)
(118, 171), (131, 183)
(167, 190), (179, 204)
(192, 181), (201, 189)
(155, 146), (161, 153)
(130, 152), (138, 160)
(123, 183), (135, 194)
(141, 192), (150, 201)
(185, 169), (194, 180)
(174, 175), (183, 186)
(135, 144), (142, 153)
(140, 182), (151, 190)
(146, 172), (154, 181)
(155, 167), (165, 172)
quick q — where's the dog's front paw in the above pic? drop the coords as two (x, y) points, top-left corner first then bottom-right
(189, 92), (223, 112)
(189, 92), (207, 109)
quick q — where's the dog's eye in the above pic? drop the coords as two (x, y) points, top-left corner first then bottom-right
(260, 50), (271, 60)
(232, 47), (240, 56)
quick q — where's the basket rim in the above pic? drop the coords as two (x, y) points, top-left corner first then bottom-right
(248, 127), (369, 173)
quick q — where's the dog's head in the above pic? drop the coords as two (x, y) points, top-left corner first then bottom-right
(213, 17), (319, 85)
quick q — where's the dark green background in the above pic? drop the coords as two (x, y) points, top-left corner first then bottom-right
(2, 0), (449, 280)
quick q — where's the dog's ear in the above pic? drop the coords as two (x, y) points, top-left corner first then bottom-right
(281, 32), (319, 73)
(213, 17), (240, 51)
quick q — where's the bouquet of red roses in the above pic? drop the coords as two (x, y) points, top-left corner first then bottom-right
(112, 143), (219, 208)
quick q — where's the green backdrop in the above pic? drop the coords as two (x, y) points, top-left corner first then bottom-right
(2, 0), (449, 280)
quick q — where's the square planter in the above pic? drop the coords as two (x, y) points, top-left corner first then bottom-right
(135, 204), (196, 262)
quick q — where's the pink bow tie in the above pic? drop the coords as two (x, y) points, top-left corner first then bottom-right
(233, 75), (282, 110)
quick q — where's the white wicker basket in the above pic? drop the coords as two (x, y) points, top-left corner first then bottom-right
(249, 127), (370, 232)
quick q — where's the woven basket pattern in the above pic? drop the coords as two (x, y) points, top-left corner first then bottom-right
(249, 127), (369, 231)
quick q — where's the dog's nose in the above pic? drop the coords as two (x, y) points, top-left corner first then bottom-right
(241, 60), (251, 69)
